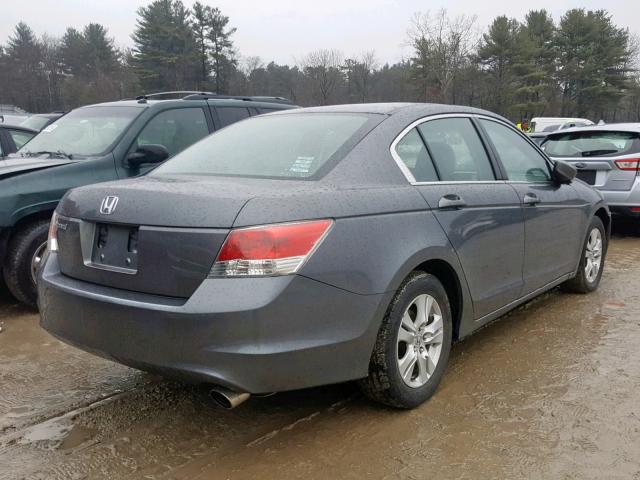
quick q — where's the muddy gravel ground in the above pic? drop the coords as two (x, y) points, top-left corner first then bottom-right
(1, 224), (640, 480)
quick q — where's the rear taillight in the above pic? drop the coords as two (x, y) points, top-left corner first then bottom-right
(48, 211), (59, 252)
(209, 219), (333, 277)
(614, 158), (640, 174)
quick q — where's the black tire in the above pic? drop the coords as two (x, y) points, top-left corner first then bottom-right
(561, 216), (606, 294)
(359, 272), (453, 409)
(3, 219), (50, 308)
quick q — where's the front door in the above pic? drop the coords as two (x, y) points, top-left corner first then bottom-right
(478, 118), (586, 293)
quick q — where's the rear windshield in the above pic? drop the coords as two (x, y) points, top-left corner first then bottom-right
(543, 131), (639, 157)
(152, 113), (374, 179)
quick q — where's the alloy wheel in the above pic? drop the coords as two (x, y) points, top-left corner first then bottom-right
(584, 228), (603, 283)
(396, 294), (444, 388)
(30, 241), (48, 285)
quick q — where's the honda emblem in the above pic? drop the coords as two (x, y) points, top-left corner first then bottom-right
(100, 196), (119, 215)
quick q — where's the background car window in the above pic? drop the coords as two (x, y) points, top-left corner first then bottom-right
(480, 119), (551, 182)
(542, 131), (639, 158)
(9, 129), (35, 150)
(394, 128), (438, 182)
(216, 106), (250, 127)
(136, 108), (209, 157)
(418, 118), (494, 181)
(257, 107), (279, 114)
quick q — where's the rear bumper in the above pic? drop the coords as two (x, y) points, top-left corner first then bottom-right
(599, 178), (640, 217)
(39, 253), (389, 393)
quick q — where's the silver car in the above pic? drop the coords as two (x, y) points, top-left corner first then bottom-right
(542, 124), (640, 218)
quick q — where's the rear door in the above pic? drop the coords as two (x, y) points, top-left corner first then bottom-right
(542, 130), (640, 191)
(393, 115), (525, 319)
(478, 118), (586, 293)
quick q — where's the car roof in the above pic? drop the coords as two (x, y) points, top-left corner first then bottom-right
(85, 98), (296, 110)
(547, 123), (640, 135)
(274, 102), (508, 120)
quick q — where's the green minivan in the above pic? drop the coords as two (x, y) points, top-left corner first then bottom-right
(0, 92), (296, 306)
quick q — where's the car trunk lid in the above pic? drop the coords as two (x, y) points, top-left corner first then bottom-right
(55, 175), (312, 297)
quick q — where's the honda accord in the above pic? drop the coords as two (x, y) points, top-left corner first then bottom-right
(39, 103), (609, 409)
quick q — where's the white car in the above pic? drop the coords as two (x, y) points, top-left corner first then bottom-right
(531, 117), (594, 133)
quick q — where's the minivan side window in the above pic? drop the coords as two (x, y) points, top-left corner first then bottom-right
(135, 108), (209, 157)
(480, 119), (551, 182)
(394, 128), (438, 182)
(216, 107), (251, 127)
(418, 118), (495, 181)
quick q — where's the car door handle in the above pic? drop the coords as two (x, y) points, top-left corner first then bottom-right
(438, 194), (467, 209)
(523, 193), (540, 206)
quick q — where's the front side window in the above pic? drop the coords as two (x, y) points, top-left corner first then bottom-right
(418, 118), (495, 181)
(135, 108), (209, 157)
(19, 106), (141, 157)
(216, 106), (251, 128)
(480, 119), (551, 182)
(394, 128), (438, 182)
(152, 113), (373, 179)
(9, 129), (35, 150)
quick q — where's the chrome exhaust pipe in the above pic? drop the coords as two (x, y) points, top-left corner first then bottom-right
(209, 386), (250, 409)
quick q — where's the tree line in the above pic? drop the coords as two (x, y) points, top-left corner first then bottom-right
(1, 0), (639, 123)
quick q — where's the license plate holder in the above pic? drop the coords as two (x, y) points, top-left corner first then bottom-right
(91, 223), (139, 273)
(576, 169), (596, 185)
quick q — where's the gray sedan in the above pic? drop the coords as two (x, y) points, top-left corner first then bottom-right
(39, 103), (609, 409)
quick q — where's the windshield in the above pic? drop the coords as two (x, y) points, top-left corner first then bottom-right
(543, 131), (639, 158)
(20, 116), (53, 131)
(152, 113), (374, 179)
(19, 106), (141, 157)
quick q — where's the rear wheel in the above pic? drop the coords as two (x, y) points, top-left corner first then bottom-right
(359, 272), (453, 409)
(3, 219), (50, 308)
(561, 216), (606, 293)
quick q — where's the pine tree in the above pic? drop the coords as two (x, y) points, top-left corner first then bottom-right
(477, 16), (520, 116)
(207, 7), (237, 93)
(131, 0), (199, 91)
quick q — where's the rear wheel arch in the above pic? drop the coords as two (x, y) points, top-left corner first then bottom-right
(412, 259), (463, 341)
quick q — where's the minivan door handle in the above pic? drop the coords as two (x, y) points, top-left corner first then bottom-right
(523, 192), (540, 206)
(438, 194), (467, 209)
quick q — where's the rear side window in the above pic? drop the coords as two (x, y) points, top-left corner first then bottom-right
(136, 108), (209, 157)
(480, 119), (551, 182)
(257, 107), (279, 114)
(418, 118), (495, 181)
(394, 128), (438, 182)
(216, 107), (251, 127)
(543, 131), (639, 158)
(9, 129), (35, 149)
(153, 113), (373, 179)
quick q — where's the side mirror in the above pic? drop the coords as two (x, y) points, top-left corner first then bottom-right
(127, 144), (169, 168)
(552, 160), (576, 184)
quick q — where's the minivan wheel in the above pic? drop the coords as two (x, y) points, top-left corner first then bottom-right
(3, 219), (50, 308)
(561, 216), (606, 294)
(359, 272), (452, 409)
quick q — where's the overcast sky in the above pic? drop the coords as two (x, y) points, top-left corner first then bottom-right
(3, 0), (639, 65)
